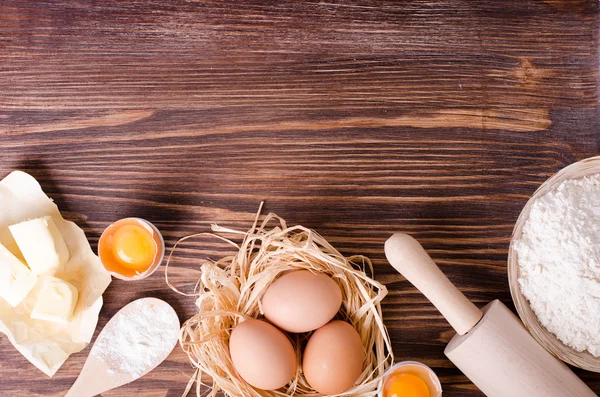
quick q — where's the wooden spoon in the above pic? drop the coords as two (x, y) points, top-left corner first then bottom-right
(65, 298), (180, 397)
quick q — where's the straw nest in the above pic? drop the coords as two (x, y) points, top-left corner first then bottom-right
(166, 206), (393, 397)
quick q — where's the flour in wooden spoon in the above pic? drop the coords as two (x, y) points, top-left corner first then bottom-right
(515, 174), (600, 356)
(92, 299), (179, 377)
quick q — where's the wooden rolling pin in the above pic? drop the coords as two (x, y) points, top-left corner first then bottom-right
(384, 233), (596, 397)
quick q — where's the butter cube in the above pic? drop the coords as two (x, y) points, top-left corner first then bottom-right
(0, 242), (38, 307)
(31, 276), (78, 324)
(9, 217), (70, 275)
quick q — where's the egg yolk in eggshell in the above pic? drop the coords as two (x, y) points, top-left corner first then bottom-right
(383, 373), (430, 397)
(111, 224), (156, 270)
(99, 218), (159, 278)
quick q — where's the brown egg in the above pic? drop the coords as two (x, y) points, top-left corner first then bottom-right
(262, 270), (342, 333)
(229, 318), (297, 390)
(302, 320), (365, 395)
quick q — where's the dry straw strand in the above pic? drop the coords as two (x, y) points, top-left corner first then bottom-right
(167, 207), (393, 397)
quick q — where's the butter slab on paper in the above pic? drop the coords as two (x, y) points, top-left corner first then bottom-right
(0, 171), (112, 376)
(0, 242), (37, 307)
(9, 216), (70, 275)
(31, 276), (79, 325)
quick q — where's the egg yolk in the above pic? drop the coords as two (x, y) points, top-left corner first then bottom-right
(111, 224), (157, 271)
(383, 373), (430, 397)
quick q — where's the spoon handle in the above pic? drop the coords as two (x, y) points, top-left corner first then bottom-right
(64, 357), (132, 397)
(64, 371), (94, 397)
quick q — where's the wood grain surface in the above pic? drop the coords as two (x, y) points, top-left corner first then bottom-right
(1, 0), (599, 396)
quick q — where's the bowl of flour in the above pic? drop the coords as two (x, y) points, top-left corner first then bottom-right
(509, 156), (600, 372)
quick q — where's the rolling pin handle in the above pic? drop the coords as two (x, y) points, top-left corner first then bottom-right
(385, 233), (483, 335)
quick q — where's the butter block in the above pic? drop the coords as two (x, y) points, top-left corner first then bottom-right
(31, 276), (79, 324)
(0, 242), (38, 307)
(9, 217), (70, 275)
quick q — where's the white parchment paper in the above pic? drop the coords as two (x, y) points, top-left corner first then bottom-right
(0, 171), (112, 376)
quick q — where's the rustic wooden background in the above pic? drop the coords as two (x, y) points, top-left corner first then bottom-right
(1, 0), (599, 396)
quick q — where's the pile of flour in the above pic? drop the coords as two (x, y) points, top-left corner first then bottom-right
(515, 174), (600, 357)
(92, 299), (179, 377)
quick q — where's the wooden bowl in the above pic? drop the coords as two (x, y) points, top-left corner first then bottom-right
(508, 155), (600, 372)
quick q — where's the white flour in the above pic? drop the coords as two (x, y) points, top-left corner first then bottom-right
(92, 299), (179, 377)
(515, 174), (600, 357)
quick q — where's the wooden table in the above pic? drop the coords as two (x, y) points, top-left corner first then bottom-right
(1, 1), (599, 396)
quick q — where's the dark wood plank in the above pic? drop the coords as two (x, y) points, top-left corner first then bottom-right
(0, 0), (599, 396)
